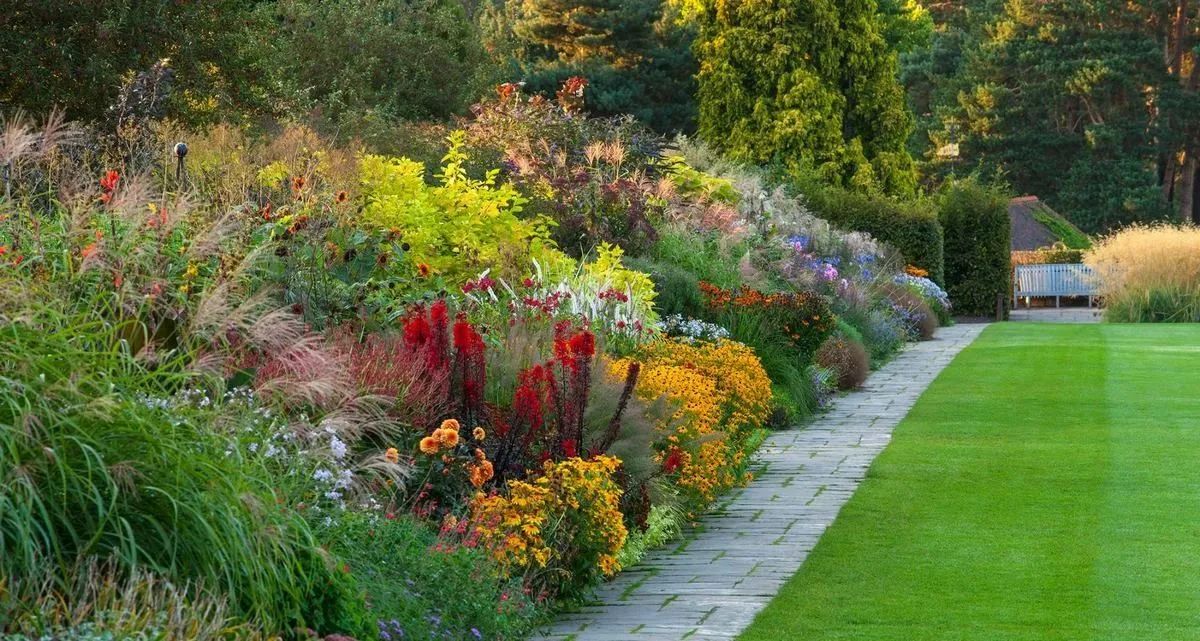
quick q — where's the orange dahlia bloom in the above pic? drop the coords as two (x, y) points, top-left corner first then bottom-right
(419, 436), (440, 455)
(473, 427), (486, 441)
(385, 447), (400, 463)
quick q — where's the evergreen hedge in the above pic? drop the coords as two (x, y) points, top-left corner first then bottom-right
(939, 178), (1012, 316)
(806, 188), (945, 284)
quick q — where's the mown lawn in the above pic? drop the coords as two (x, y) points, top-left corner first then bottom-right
(740, 324), (1200, 641)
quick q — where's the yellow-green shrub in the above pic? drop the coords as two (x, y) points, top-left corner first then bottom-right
(359, 131), (558, 285)
(1086, 224), (1200, 322)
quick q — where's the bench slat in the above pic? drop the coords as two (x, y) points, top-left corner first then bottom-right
(1013, 264), (1097, 307)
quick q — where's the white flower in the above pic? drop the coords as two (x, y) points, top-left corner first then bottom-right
(329, 434), (347, 460)
(313, 468), (333, 482)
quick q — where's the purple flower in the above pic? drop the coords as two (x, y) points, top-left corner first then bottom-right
(472, 629), (483, 639)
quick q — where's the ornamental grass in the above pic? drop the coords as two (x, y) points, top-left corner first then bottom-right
(1086, 224), (1200, 322)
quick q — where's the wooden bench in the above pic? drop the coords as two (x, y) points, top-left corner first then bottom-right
(1013, 264), (1097, 309)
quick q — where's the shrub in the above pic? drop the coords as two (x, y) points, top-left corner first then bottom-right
(622, 257), (705, 318)
(359, 132), (559, 288)
(1011, 246), (1086, 266)
(815, 334), (870, 390)
(806, 187), (944, 284)
(650, 228), (747, 289)
(1, 2), (270, 125)
(613, 338), (773, 507)
(1085, 224), (1200, 322)
(262, 0), (487, 123)
(699, 282), (835, 360)
(894, 273), (952, 326)
(467, 456), (628, 600)
(324, 512), (540, 641)
(939, 178), (1012, 316)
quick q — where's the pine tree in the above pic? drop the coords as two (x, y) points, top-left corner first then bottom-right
(695, 0), (917, 196)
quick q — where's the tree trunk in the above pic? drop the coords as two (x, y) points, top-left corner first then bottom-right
(1161, 153), (1178, 203)
(1180, 155), (1197, 223)
(1171, 0), (1191, 75)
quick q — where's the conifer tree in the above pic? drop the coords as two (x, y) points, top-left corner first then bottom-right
(695, 0), (917, 196)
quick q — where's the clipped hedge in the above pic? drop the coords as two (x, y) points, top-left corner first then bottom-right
(939, 178), (1012, 316)
(806, 188), (945, 284)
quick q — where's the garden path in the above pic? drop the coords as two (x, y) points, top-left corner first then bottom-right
(531, 323), (988, 641)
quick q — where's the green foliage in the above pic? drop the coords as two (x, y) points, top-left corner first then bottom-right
(694, 0), (918, 197)
(805, 187), (945, 284)
(324, 512), (541, 640)
(623, 257), (704, 318)
(617, 504), (684, 568)
(359, 132), (557, 286)
(649, 228), (745, 289)
(0, 305), (365, 637)
(1030, 210), (1091, 250)
(908, 0), (1197, 231)
(0, 2), (269, 124)
(263, 0), (488, 124)
(485, 0), (698, 133)
(938, 177), (1011, 316)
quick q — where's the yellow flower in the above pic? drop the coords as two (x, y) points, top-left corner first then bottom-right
(419, 436), (440, 455)
(473, 426), (486, 441)
(385, 447), (400, 463)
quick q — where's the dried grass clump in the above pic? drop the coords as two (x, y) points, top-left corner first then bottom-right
(1085, 224), (1200, 322)
(815, 334), (870, 390)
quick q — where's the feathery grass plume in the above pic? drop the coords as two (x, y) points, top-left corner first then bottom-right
(1086, 224), (1200, 322)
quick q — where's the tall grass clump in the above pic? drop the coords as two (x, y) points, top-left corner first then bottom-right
(1085, 224), (1200, 322)
(0, 299), (368, 637)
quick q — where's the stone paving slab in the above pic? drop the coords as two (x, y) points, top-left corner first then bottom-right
(532, 323), (987, 641)
(1009, 307), (1101, 323)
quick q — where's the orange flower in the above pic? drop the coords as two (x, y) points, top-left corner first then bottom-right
(439, 428), (460, 448)
(417, 263), (431, 278)
(81, 242), (99, 259)
(469, 460), (495, 488)
(473, 427), (486, 441)
(419, 436), (440, 455)
(335, 190), (349, 204)
(385, 447), (400, 463)
(291, 175), (306, 192)
(440, 419), (461, 431)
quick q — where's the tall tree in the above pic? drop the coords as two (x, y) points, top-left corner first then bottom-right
(908, 0), (1200, 230)
(695, 0), (918, 197)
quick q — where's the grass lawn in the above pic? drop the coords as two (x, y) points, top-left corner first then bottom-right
(739, 323), (1200, 641)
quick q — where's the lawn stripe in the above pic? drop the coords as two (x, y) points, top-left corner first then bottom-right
(739, 324), (1200, 640)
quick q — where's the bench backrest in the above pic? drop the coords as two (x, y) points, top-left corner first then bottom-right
(1014, 264), (1097, 297)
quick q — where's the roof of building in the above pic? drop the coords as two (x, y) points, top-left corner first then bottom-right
(1008, 196), (1087, 251)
